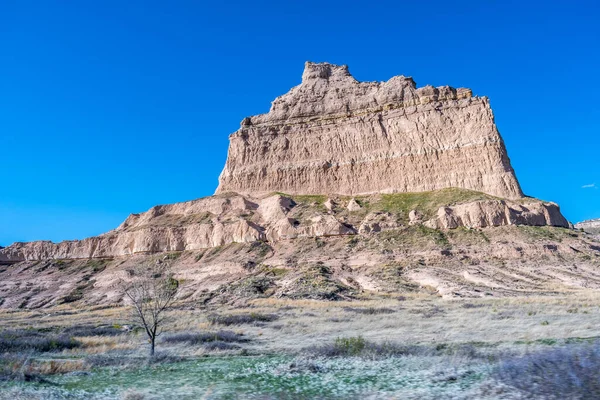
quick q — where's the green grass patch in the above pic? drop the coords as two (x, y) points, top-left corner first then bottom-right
(163, 252), (183, 261)
(517, 226), (571, 242)
(376, 225), (451, 250)
(374, 188), (495, 222)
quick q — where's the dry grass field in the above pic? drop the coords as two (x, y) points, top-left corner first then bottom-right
(2, 290), (600, 399)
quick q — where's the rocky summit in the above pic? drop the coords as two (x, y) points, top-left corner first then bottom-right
(217, 62), (523, 199)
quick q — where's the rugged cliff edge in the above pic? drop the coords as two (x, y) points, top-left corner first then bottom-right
(217, 62), (523, 199)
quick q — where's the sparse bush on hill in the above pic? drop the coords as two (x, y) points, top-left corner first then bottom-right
(282, 263), (354, 300)
(215, 276), (276, 300)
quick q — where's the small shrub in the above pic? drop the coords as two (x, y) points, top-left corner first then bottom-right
(0, 354), (47, 382)
(85, 352), (136, 368)
(249, 241), (272, 258)
(215, 276), (276, 299)
(85, 259), (108, 273)
(62, 324), (123, 337)
(207, 312), (279, 326)
(58, 280), (95, 304)
(203, 341), (239, 351)
(163, 252), (182, 261)
(86, 350), (183, 368)
(312, 337), (422, 358)
(325, 317), (350, 323)
(346, 237), (360, 248)
(461, 303), (485, 309)
(147, 352), (183, 364)
(343, 307), (395, 315)
(409, 305), (445, 318)
(162, 330), (247, 345)
(334, 336), (366, 355)
(0, 330), (80, 353)
(310, 338), (483, 359)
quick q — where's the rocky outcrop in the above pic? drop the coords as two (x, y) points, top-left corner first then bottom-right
(575, 219), (600, 235)
(0, 194), (266, 262)
(425, 200), (569, 229)
(217, 62), (523, 199)
(0, 190), (569, 263)
(358, 212), (401, 234)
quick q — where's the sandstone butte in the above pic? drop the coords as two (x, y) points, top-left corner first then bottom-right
(217, 61), (523, 199)
(0, 62), (572, 264)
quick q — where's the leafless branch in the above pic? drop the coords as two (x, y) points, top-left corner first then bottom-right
(118, 260), (179, 356)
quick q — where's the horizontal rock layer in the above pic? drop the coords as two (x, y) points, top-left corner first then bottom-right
(0, 190), (569, 263)
(217, 62), (523, 199)
(575, 219), (600, 235)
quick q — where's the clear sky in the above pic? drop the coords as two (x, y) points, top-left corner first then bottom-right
(1, 0), (599, 246)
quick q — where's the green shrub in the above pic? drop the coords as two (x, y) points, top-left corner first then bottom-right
(207, 312), (279, 326)
(334, 336), (366, 355)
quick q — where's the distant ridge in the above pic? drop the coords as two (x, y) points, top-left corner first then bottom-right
(575, 218), (600, 235)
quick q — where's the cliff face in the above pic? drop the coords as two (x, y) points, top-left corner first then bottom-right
(0, 189), (568, 263)
(216, 62), (523, 199)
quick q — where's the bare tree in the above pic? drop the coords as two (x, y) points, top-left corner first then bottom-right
(120, 261), (179, 356)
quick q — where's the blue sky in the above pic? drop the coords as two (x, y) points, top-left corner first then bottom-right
(1, 0), (599, 246)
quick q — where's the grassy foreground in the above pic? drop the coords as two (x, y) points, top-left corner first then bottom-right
(2, 291), (600, 399)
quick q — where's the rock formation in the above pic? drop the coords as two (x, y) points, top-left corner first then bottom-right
(425, 200), (569, 229)
(575, 219), (600, 236)
(0, 189), (569, 263)
(1, 61), (584, 306)
(217, 62), (523, 199)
